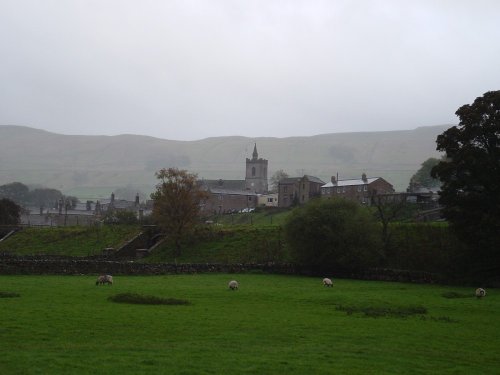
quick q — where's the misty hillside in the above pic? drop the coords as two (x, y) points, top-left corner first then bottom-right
(0, 125), (447, 198)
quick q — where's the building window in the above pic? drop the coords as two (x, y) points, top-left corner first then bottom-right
(284, 186), (288, 193)
(267, 198), (273, 203)
(337, 188), (341, 193)
(357, 185), (362, 192)
(252, 167), (256, 177)
(364, 185), (368, 191)
(342, 187), (346, 193)
(302, 195), (305, 201)
(248, 196), (252, 201)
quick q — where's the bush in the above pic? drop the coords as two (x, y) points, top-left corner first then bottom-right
(284, 198), (382, 273)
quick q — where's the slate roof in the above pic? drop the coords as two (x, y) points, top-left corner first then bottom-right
(279, 175), (325, 185)
(209, 188), (257, 196)
(321, 177), (379, 188)
(199, 179), (246, 190)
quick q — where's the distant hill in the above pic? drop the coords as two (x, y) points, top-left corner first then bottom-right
(0, 125), (448, 198)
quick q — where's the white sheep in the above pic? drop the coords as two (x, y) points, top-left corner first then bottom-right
(475, 288), (486, 298)
(228, 280), (239, 290)
(323, 278), (333, 287)
(96, 274), (113, 286)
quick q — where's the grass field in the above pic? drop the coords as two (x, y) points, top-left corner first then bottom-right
(0, 274), (498, 374)
(0, 226), (140, 256)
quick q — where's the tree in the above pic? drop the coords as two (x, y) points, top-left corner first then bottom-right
(431, 90), (500, 273)
(409, 157), (442, 189)
(284, 198), (382, 273)
(0, 198), (21, 225)
(0, 182), (29, 204)
(28, 188), (63, 208)
(151, 168), (209, 256)
(269, 169), (289, 193)
(371, 193), (409, 253)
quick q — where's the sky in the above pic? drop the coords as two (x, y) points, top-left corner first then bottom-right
(1, 0), (499, 141)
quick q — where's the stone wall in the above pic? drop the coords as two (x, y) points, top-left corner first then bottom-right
(0, 256), (297, 276)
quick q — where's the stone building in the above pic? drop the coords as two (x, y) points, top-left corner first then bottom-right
(245, 144), (268, 193)
(320, 173), (394, 204)
(278, 175), (325, 208)
(199, 144), (268, 214)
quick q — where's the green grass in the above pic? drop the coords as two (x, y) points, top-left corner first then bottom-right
(0, 274), (498, 374)
(145, 226), (290, 263)
(0, 225), (141, 256)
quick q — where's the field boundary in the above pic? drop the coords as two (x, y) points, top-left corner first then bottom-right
(0, 255), (446, 284)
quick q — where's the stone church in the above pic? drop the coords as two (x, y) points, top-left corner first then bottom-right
(199, 144), (268, 215)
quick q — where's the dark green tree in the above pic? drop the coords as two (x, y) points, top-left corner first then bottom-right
(28, 188), (63, 207)
(431, 90), (500, 274)
(0, 182), (29, 204)
(409, 157), (442, 189)
(151, 168), (209, 256)
(0, 198), (21, 225)
(284, 198), (382, 273)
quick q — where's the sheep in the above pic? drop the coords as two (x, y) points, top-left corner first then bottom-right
(96, 274), (113, 286)
(475, 288), (486, 298)
(323, 278), (333, 287)
(228, 280), (239, 290)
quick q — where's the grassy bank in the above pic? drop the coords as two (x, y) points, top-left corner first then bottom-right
(145, 225), (289, 263)
(0, 274), (498, 374)
(0, 225), (141, 256)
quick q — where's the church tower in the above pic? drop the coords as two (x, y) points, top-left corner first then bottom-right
(245, 143), (268, 193)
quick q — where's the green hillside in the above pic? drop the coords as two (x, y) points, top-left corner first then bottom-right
(0, 125), (447, 198)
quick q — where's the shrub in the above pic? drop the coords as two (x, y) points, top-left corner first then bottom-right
(284, 198), (382, 273)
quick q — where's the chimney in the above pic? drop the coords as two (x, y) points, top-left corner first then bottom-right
(362, 173), (368, 183)
(331, 176), (337, 185)
(135, 193), (140, 206)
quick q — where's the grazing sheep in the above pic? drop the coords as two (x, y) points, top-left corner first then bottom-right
(96, 275), (113, 286)
(323, 278), (333, 287)
(475, 288), (486, 298)
(228, 280), (239, 290)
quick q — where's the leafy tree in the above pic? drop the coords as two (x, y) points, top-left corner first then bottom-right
(284, 198), (382, 273)
(431, 90), (500, 273)
(151, 168), (209, 256)
(269, 169), (289, 193)
(28, 188), (63, 207)
(0, 198), (21, 225)
(0, 182), (29, 204)
(409, 157), (442, 189)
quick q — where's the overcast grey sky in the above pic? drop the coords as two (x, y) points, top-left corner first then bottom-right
(1, 0), (499, 141)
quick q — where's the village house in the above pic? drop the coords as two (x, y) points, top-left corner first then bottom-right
(320, 173), (394, 204)
(278, 175), (325, 208)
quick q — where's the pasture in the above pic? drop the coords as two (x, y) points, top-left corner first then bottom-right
(0, 274), (498, 374)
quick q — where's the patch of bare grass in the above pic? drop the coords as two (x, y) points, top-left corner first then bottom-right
(0, 291), (20, 298)
(336, 304), (427, 318)
(108, 293), (190, 305)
